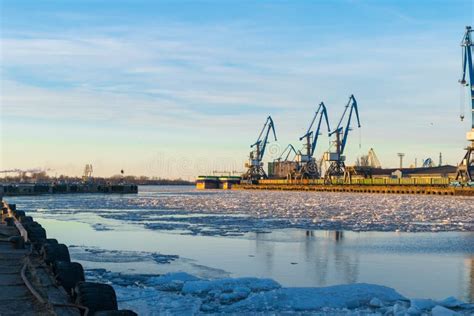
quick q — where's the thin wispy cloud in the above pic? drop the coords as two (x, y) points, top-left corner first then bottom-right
(1, 0), (472, 176)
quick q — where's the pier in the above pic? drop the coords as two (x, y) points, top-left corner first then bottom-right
(0, 200), (136, 315)
(197, 176), (474, 196)
(0, 223), (54, 315)
(0, 203), (79, 315)
(1, 183), (138, 196)
(234, 182), (474, 196)
(196, 176), (241, 190)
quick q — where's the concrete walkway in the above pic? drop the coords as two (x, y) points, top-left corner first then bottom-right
(0, 224), (53, 316)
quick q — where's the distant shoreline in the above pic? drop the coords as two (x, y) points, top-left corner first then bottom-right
(0, 178), (195, 186)
(137, 182), (194, 186)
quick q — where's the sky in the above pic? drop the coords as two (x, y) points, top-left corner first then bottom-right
(1, 0), (473, 179)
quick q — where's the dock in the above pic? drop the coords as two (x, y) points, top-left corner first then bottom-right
(0, 225), (49, 315)
(196, 176), (241, 190)
(1, 183), (138, 196)
(0, 200), (136, 315)
(196, 175), (474, 196)
(233, 183), (474, 196)
(0, 203), (79, 315)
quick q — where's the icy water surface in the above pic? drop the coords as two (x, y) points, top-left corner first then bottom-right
(8, 185), (474, 303)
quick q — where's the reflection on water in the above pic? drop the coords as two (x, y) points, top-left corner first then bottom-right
(331, 230), (344, 242)
(244, 229), (472, 302)
(469, 258), (474, 302)
(299, 230), (358, 285)
(33, 217), (473, 303)
(255, 232), (274, 274)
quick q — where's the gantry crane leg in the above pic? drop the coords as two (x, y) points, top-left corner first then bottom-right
(456, 145), (474, 181)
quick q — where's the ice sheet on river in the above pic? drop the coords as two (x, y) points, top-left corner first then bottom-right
(71, 246), (230, 279)
(98, 271), (473, 315)
(69, 245), (179, 264)
(107, 190), (474, 233)
(11, 187), (474, 233)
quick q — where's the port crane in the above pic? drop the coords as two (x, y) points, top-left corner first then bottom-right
(456, 26), (474, 182)
(355, 148), (382, 169)
(324, 95), (361, 181)
(367, 148), (381, 168)
(422, 158), (435, 168)
(295, 102), (331, 179)
(275, 144), (297, 162)
(82, 164), (93, 182)
(243, 116), (277, 180)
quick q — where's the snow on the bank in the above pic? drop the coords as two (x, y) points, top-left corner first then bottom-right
(109, 272), (474, 315)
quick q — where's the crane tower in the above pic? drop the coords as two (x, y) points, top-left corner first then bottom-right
(324, 95), (361, 181)
(294, 102), (331, 179)
(456, 26), (474, 182)
(82, 164), (93, 182)
(243, 116), (277, 181)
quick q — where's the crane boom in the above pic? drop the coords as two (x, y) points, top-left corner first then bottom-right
(292, 102), (331, 179)
(329, 95), (361, 155)
(299, 102), (331, 157)
(325, 94), (361, 182)
(244, 116), (278, 180)
(277, 144), (297, 162)
(251, 116), (277, 161)
(460, 26), (474, 128)
(456, 26), (474, 182)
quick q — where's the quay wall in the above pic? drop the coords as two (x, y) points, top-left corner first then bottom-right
(196, 176), (241, 190)
(1, 183), (138, 196)
(233, 183), (474, 196)
(258, 177), (457, 186)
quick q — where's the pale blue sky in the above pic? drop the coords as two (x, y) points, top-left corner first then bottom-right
(1, 0), (473, 179)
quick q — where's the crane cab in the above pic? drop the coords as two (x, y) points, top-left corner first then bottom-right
(295, 154), (312, 163)
(246, 159), (263, 168)
(324, 152), (345, 162)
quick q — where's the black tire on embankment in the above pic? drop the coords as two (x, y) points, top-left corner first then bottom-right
(94, 310), (138, 316)
(53, 261), (85, 296)
(14, 210), (25, 218)
(42, 243), (71, 265)
(39, 239), (59, 255)
(74, 282), (118, 314)
(23, 222), (47, 250)
(45, 238), (58, 244)
(19, 216), (33, 223)
(24, 221), (42, 229)
(8, 236), (25, 249)
(27, 227), (47, 243)
(4, 217), (14, 227)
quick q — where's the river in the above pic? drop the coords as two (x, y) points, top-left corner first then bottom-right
(8, 185), (474, 303)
